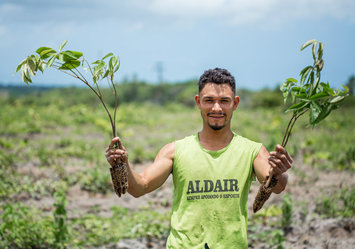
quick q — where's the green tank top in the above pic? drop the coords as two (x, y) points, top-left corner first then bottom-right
(166, 133), (262, 249)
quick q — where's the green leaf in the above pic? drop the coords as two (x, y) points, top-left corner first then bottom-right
(36, 47), (57, 59)
(309, 92), (329, 100)
(288, 100), (309, 111)
(286, 78), (297, 83)
(309, 101), (322, 124)
(280, 80), (295, 103)
(61, 50), (83, 61)
(330, 96), (345, 104)
(300, 39), (317, 51)
(311, 103), (337, 125)
(93, 61), (105, 73)
(27, 57), (37, 76)
(109, 56), (118, 69)
(58, 60), (81, 70)
(317, 42), (324, 60)
(21, 65), (32, 84)
(47, 56), (56, 68)
(315, 59), (324, 72)
(102, 53), (113, 60)
(312, 41), (318, 60)
(15, 58), (27, 73)
(59, 40), (68, 51)
(307, 71), (315, 95)
(103, 70), (110, 79)
(38, 61), (46, 73)
(295, 93), (307, 99)
(299, 66), (313, 86)
(114, 60), (120, 73)
(92, 60), (101, 65)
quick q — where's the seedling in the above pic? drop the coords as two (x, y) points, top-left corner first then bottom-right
(16, 40), (128, 197)
(253, 39), (349, 212)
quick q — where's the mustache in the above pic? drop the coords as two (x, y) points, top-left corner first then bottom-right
(207, 112), (226, 117)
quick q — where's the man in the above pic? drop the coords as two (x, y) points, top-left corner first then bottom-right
(105, 68), (292, 248)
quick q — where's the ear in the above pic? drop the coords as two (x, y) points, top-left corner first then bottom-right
(195, 94), (201, 109)
(233, 96), (240, 110)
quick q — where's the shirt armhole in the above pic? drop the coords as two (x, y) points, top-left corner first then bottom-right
(251, 143), (263, 182)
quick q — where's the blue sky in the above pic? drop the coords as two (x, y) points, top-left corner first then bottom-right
(1, 0), (354, 90)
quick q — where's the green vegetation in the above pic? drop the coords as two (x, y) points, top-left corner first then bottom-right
(0, 202), (169, 248)
(0, 81), (354, 247)
(315, 185), (355, 218)
(248, 205), (285, 249)
(281, 194), (293, 229)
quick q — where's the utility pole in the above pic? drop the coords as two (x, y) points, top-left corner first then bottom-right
(155, 61), (164, 84)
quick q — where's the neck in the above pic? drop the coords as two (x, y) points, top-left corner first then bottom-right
(198, 125), (234, 151)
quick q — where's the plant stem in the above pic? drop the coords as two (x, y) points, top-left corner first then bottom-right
(74, 68), (89, 86)
(53, 64), (116, 137)
(111, 77), (118, 137)
(281, 113), (297, 147)
(282, 108), (309, 148)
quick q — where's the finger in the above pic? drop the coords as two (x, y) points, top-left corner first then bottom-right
(269, 152), (289, 168)
(114, 149), (127, 156)
(107, 155), (117, 165)
(268, 160), (282, 175)
(268, 157), (287, 173)
(109, 137), (121, 149)
(275, 144), (293, 163)
(115, 137), (124, 150)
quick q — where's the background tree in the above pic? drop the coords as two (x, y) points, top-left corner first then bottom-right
(346, 75), (355, 96)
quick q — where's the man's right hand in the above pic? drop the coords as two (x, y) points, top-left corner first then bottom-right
(105, 137), (128, 167)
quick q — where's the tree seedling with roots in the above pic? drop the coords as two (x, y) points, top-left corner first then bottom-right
(16, 40), (128, 197)
(253, 39), (349, 213)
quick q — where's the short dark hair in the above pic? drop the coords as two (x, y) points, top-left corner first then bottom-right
(198, 68), (236, 94)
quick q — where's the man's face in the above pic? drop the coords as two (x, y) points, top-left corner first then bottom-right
(195, 83), (239, 131)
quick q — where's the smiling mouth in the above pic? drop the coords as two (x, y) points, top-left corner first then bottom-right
(208, 113), (226, 118)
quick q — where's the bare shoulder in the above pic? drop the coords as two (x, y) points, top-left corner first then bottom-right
(155, 142), (176, 161)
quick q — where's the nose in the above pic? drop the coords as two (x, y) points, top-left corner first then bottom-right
(212, 101), (222, 112)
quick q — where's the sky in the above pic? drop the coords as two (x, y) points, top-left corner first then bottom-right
(0, 0), (354, 90)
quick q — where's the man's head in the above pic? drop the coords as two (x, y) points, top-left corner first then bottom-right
(195, 68), (239, 131)
(198, 68), (236, 95)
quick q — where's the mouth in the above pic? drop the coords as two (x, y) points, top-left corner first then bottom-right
(207, 113), (226, 119)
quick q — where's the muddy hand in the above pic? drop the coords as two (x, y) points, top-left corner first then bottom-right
(105, 137), (129, 197)
(105, 137), (128, 166)
(268, 144), (293, 177)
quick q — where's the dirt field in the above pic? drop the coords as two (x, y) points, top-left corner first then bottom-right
(21, 152), (355, 249)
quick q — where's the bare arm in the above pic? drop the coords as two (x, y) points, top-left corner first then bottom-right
(105, 137), (174, 198)
(253, 145), (293, 194)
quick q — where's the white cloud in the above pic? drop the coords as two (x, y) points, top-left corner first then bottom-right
(138, 0), (355, 26)
(1, 0), (354, 29)
(148, 0), (225, 18)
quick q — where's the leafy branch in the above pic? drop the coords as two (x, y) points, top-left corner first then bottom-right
(280, 39), (349, 148)
(253, 39), (349, 213)
(15, 40), (120, 138)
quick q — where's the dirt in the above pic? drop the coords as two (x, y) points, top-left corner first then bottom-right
(21, 155), (355, 249)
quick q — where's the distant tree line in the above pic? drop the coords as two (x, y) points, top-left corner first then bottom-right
(1, 77), (354, 108)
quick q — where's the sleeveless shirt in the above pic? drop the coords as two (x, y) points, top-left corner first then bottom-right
(166, 133), (262, 249)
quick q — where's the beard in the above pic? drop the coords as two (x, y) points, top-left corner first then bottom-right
(206, 112), (227, 131)
(208, 123), (225, 130)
